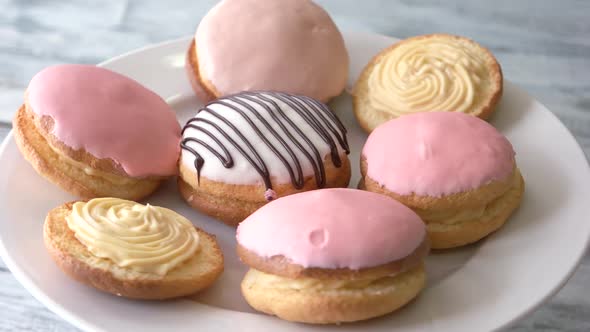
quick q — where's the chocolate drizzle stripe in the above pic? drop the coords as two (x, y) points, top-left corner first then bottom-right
(205, 109), (271, 185)
(273, 94), (344, 167)
(252, 93), (325, 186)
(297, 95), (350, 153)
(181, 120), (233, 184)
(186, 110), (271, 188)
(180, 91), (349, 196)
(224, 97), (305, 188)
(281, 91), (348, 138)
(239, 94), (320, 187)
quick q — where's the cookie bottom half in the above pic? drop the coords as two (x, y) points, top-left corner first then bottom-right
(241, 264), (426, 324)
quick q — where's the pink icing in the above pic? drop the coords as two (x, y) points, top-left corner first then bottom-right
(362, 112), (515, 196)
(27, 64), (181, 177)
(195, 0), (349, 102)
(236, 188), (426, 270)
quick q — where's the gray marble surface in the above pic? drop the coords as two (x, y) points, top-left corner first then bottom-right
(0, 0), (589, 331)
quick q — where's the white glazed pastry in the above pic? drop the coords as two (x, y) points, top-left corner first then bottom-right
(178, 91), (351, 226)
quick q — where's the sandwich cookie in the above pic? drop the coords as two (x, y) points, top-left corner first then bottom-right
(187, 0), (349, 103)
(14, 64), (181, 200)
(237, 188), (429, 324)
(360, 112), (524, 249)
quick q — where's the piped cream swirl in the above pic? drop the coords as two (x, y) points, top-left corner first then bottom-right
(66, 198), (200, 276)
(368, 37), (487, 117)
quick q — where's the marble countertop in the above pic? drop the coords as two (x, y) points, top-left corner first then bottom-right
(1, 0), (589, 331)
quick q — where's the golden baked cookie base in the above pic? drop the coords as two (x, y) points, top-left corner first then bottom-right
(44, 202), (224, 300)
(185, 39), (221, 103)
(13, 105), (162, 200)
(361, 162), (524, 249)
(425, 169), (524, 248)
(353, 33), (503, 133)
(360, 158), (518, 210)
(241, 264), (425, 324)
(178, 153), (351, 226)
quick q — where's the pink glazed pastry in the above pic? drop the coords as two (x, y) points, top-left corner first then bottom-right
(236, 188), (429, 324)
(360, 112), (525, 249)
(13, 64), (181, 200)
(186, 0), (349, 103)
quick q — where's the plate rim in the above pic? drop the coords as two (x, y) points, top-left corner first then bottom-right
(491, 103), (590, 331)
(0, 131), (107, 332)
(0, 31), (588, 332)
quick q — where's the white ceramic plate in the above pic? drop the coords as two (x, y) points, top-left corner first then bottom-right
(1, 31), (589, 332)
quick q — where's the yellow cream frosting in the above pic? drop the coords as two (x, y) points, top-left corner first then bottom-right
(47, 140), (136, 185)
(368, 37), (488, 117)
(243, 267), (421, 293)
(66, 198), (200, 276)
(417, 168), (521, 226)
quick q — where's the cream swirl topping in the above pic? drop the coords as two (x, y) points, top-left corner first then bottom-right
(368, 37), (488, 117)
(66, 198), (200, 276)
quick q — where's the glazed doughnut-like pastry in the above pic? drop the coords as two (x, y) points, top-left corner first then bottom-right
(360, 112), (524, 249)
(237, 188), (429, 324)
(179, 91), (351, 226)
(186, 0), (349, 103)
(14, 64), (181, 200)
(44, 198), (224, 299)
(353, 34), (503, 132)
